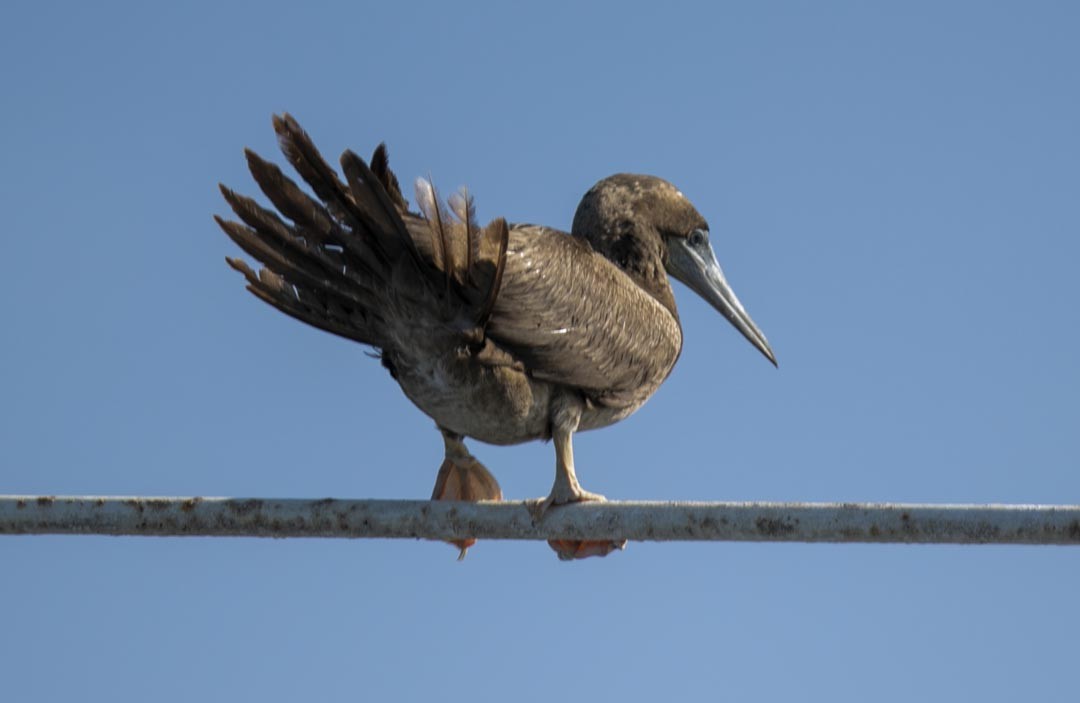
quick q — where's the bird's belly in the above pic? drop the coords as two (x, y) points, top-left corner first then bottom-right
(394, 350), (654, 446)
(577, 400), (644, 433)
(395, 352), (554, 446)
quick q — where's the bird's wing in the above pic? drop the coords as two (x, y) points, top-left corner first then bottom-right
(217, 114), (508, 359)
(485, 226), (683, 407)
(218, 116), (680, 406)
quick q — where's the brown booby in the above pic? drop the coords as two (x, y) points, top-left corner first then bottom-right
(217, 115), (776, 559)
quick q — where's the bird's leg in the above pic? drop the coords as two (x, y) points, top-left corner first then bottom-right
(544, 424), (626, 560)
(544, 423), (607, 509)
(530, 394), (627, 560)
(430, 428), (502, 560)
(529, 393), (604, 516)
(432, 429), (502, 502)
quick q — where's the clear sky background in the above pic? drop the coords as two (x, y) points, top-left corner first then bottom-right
(2, 2), (1078, 700)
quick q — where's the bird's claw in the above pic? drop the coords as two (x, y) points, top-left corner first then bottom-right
(526, 486), (607, 521)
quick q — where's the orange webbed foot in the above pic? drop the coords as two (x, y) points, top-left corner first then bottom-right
(431, 435), (502, 559)
(547, 538), (627, 561)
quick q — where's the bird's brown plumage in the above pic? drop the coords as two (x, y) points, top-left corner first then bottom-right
(218, 114), (774, 558)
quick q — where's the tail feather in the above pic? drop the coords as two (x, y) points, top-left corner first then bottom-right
(243, 148), (340, 245)
(448, 187), (478, 283)
(274, 115), (420, 279)
(415, 178), (508, 325)
(476, 217), (509, 328)
(415, 177), (459, 295)
(270, 114), (355, 230)
(339, 149), (419, 268)
(370, 143), (408, 211)
(215, 214), (379, 342)
(242, 149), (389, 286)
(216, 189), (376, 303)
(219, 114), (512, 360)
(225, 257), (382, 345)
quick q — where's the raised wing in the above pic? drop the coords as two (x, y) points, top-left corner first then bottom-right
(218, 115), (680, 408)
(217, 114), (507, 357)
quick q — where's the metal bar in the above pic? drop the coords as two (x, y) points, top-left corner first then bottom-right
(2, 495), (1079, 544)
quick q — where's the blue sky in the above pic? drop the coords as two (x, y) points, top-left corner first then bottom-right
(2, 1), (1078, 700)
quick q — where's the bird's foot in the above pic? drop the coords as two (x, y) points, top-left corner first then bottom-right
(525, 484), (626, 561)
(547, 538), (627, 561)
(526, 485), (606, 521)
(431, 451), (503, 560)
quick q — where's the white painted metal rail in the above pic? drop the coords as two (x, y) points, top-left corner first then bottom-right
(2, 495), (1079, 544)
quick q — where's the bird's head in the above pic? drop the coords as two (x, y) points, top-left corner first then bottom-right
(573, 174), (776, 366)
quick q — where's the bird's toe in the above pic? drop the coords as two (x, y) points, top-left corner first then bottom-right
(526, 485), (607, 521)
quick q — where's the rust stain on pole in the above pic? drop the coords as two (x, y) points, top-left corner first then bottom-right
(2, 495), (1080, 545)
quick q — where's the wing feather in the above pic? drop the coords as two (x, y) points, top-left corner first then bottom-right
(486, 226), (682, 407)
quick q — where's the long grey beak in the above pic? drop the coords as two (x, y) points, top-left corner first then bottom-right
(667, 235), (777, 366)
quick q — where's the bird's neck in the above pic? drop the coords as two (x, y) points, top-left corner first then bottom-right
(587, 227), (678, 320)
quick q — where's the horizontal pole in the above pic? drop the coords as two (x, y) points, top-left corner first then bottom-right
(2, 495), (1079, 545)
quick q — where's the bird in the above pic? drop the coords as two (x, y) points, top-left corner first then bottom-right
(217, 114), (776, 559)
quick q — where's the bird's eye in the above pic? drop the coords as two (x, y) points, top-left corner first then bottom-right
(688, 229), (707, 248)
